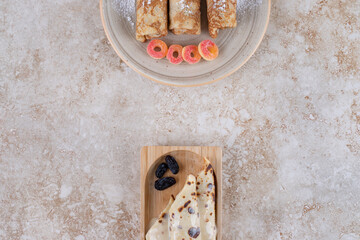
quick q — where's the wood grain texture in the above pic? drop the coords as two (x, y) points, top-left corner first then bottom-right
(140, 146), (222, 239)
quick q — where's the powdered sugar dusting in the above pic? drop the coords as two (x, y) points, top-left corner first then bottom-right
(237, 0), (263, 14)
(213, 0), (227, 12)
(213, 0), (263, 17)
(111, 0), (135, 28)
(111, 0), (263, 28)
(177, 0), (194, 15)
(214, 0), (262, 13)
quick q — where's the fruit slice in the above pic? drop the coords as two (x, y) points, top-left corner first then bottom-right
(182, 45), (201, 64)
(198, 40), (219, 61)
(168, 175), (200, 239)
(166, 45), (184, 64)
(147, 39), (168, 59)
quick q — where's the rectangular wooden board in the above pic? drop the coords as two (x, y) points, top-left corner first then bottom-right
(140, 146), (222, 239)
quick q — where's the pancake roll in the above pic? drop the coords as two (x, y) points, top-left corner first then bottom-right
(169, 0), (201, 35)
(207, 0), (237, 38)
(136, 0), (168, 42)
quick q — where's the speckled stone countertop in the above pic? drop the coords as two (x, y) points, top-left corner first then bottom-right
(1, 0), (359, 239)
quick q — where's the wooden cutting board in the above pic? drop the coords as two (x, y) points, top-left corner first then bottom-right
(140, 146), (222, 239)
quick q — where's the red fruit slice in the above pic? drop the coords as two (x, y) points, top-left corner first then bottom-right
(198, 40), (219, 61)
(166, 45), (183, 64)
(182, 45), (201, 64)
(147, 39), (168, 59)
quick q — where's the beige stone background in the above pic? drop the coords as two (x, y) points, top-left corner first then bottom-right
(0, 0), (360, 239)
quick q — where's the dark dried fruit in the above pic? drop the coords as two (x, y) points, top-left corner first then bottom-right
(155, 177), (176, 191)
(155, 163), (168, 178)
(165, 155), (179, 174)
(188, 227), (200, 238)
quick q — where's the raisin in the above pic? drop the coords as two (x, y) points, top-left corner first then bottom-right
(155, 163), (168, 178)
(188, 227), (200, 238)
(155, 177), (176, 191)
(165, 155), (179, 174)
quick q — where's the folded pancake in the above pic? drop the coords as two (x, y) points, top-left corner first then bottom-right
(146, 195), (175, 240)
(197, 158), (217, 240)
(169, 0), (201, 35)
(207, 0), (237, 38)
(169, 175), (201, 239)
(136, 0), (168, 42)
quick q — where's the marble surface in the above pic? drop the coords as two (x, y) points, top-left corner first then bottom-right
(0, 0), (359, 239)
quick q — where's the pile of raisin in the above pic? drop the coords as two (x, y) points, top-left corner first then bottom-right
(154, 155), (179, 191)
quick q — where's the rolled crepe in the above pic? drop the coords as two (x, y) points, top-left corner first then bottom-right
(136, 0), (168, 42)
(207, 0), (237, 38)
(169, 175), (201, 239)
(146, 196), (175, 240)
(169, 0), (201, 35)
(197, 158), (217, 240)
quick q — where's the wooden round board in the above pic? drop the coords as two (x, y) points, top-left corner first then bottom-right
(140, 146), (222, 239)
(100, 0), (271, 87)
